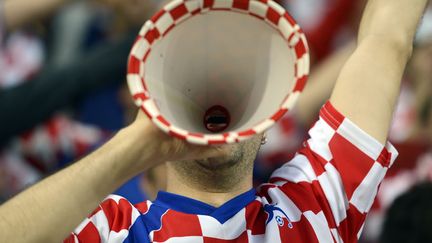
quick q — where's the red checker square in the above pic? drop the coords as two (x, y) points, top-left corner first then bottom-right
(233, 0), (249, 11)
(191, 8), (201, 15)
(320, 102), (345, 129)
(339, 203), (367, 242)
(271, 108), (288, 121)
(169, 131), (187, 140)
(100, 199), (133, 233)
(279, 214), (319, 243)
(266, 7), (281, 25)
(377, 148), (391, 167)
(134, 201), (149, 214)
(157, 115), (171, 127)
(153, 211), (203, 242)
(329, 134), (376, 199)
(128, 56), (141, 74)
(144, 29), (158, 45)
(76, 223), (101, 243)
(245, 200), (267, 235)
(293, 76), (308, 92)
(188, 132), (205, 138)
(295, 40), (307, 58)
(238, 130), (256, 137)
(208, 139), (227, 145)
(133, 93), (148, 101)
(170, 4), (189, 21)
(283, 12), (297, 26)
(203, 0), (214, 8)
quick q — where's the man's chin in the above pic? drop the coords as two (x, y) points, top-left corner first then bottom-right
(195, 157), (239, 170)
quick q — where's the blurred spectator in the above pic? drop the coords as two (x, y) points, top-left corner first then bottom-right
(0, 0), (156, 202)
(380, 182), (432, 243)
(281, 0), (362, 62)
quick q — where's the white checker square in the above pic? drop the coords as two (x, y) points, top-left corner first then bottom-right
(127, 74), (144, 95)
(154, 13), (175, 35)
(90, 210), (110, 243)
(249, 1), (268, 18)
(321, 163), (349, 223)
(253, 119), (275, 134)
(108, 229), (130, 243)
(271, 154), (317, 183)
(337, 118), (384, 161)
(143, 100), (160, 118)
(350, 162), (387, 213)
(212, 0), (233, 9)
(331, 228), (344, 243)
(185, 0), (200, 13)
(307, 119), (336, 162)
(131, 38), (150, 60)
(186, 136), (208, 145)
(163, 236), (204, 243)
(296, 54), (309, 78)
(266, 187), (303, 221)
(198, 210), (246, 239)
(278, 18), (295, 40)
(246, 230), (266, 243)
(282, 92), (300, 109)
(303, 211), (334, 242)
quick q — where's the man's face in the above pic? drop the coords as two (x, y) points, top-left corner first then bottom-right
(168, 134), (263, 191)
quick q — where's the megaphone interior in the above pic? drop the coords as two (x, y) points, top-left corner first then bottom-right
(127, 0), (309, 145)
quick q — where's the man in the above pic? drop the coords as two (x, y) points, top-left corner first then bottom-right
(0, 0), (428, 242)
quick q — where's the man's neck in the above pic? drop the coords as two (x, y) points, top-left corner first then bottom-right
(165, 164), (253, 207)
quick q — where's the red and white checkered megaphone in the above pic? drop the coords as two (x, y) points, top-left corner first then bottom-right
(127, 0), (309, 145)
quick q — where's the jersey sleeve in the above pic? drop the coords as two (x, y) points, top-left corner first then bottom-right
(64, 195), (146, 243)
(266, 101), (398, 242)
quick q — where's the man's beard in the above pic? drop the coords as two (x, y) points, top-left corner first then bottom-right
(194, 147), (244, 171)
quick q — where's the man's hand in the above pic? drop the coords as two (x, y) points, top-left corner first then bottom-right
(120, 110), (231, 176)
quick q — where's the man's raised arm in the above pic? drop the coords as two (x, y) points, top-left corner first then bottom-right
(0, 114), (225, 242)
(330, 0), (428, 144)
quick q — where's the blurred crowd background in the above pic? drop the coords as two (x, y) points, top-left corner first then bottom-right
(1, 0), (432, 242)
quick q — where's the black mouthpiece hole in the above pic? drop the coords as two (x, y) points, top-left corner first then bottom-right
(204, 105), (231, 133)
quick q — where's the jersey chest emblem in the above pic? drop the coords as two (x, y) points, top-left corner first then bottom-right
(264, 204), (294, 229)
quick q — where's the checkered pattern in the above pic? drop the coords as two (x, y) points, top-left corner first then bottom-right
(65, 102), (398, 243)
(127, 0), (310, 145)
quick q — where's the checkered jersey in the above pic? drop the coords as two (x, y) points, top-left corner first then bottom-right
(65, 102), (398, 243)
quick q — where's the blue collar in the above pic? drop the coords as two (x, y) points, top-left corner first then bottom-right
(153, 188), (256, 224)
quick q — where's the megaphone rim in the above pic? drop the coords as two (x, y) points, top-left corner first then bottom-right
(127, 0), (310, 145)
